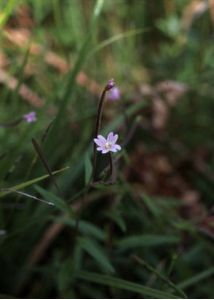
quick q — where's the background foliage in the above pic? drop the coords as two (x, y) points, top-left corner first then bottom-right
(0, 0), (213, 298)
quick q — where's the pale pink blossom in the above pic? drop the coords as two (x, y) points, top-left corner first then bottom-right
(107, 87), (120, 101)
(94, 132), (121, 154)
(23, 111), (37, 123)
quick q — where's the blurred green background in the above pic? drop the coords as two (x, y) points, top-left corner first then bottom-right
(0, 0), (213, 298)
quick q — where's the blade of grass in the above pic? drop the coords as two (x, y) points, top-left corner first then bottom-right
(78, 237), (115, 274)
(117, 234), (180, 250)
(0, 0), (17, 28)
(32, 138), (61, 194)
(55, 217), (105, 241)
(177, 267), (214, 290)
(0, 166), (69, 198)
(89, 28), (149, 57)
(45, 0), (104, 152)
(34, 185), (72, 214)
(75, 270), (179, 298)
(131, 255), (187, 298)
(0, 188), (54, 206)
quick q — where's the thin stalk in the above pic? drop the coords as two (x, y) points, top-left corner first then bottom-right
(92, 79), (115, 180)
(108, 152), (113, 180)
(92, 89), (107, 180)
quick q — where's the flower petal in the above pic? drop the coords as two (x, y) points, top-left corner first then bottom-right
(110, 147), (118, 153)
(96, 146), (103, 151)
(97, 135), (106, 143)
(102, 149), (109, 154)
(107, 87), (120, 101)
(112, 134), (118, 143)
(111, 144), (121, 152)
(115, 144), (121, 151)
(94, 138), (105, 147)
(107, 132), (114, 142)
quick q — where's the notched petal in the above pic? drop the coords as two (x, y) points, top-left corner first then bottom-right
(107, 132), (114, 142)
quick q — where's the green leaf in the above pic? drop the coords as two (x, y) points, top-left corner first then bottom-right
(0, 167), (69, 198)
(55, 217), (105, 241)
(141, 193), (161, 218)
(78, 237), (115, 274)
(75, 270), (179, 298)
(0, 0), (17, 28)
(117, 234), (180, 250)
(178, 267), (214, 290)
(34, 185), (72, 214)
(105, 210), (126, 233)
(89, 27), (149, 56)
(45, 0), (104, 152)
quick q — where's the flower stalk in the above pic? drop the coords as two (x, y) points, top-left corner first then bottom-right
(92, 79), (115, 180)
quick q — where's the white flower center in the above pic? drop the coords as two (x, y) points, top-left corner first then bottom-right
(104, 142), (111, 150)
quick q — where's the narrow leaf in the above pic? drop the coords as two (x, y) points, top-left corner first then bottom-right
(55, 217), (105, 241)
(117, 234), (179, 250)
(79, 237), (115, 274)
(34, 185), (71, 214)
(76, 270), (179, 298)
(32, 138), (60, 193)
(178, 267), (214, 289)
(0, 167), (69, 198)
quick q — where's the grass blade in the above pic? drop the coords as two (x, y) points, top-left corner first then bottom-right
(131, 255), (187, 298)
(117, 234), (180, 250)
(76, 270), (179, 298)
(177, 267), (214, 290)
(32, 138), (61, 193)
(78, 237), (115, 274)
(0, 166), (69, 198)
(34, 185), (71, 214)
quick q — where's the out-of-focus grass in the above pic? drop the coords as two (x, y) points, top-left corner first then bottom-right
(0, 0), (213, 298)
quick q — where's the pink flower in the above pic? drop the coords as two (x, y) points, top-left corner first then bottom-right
(94, 132), (121, 154)
(23, 111), (37, 123)
(107, 87), (120, 101)
(105, 79), (115, 91)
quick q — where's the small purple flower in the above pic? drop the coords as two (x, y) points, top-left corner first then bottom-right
(94, 132), (121, 154)
(23, 111), (37, 123)
(107, 86), (120, 101)
(105, 79), (115, 91)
